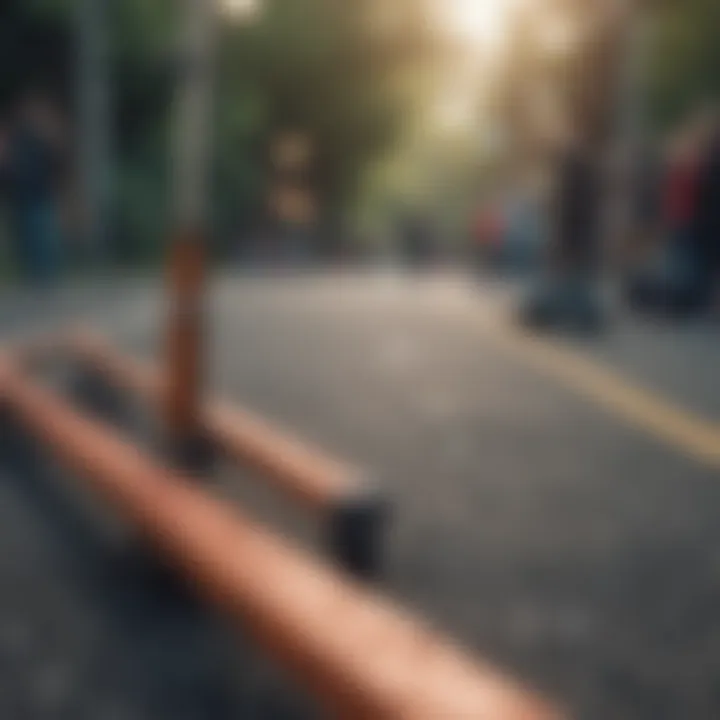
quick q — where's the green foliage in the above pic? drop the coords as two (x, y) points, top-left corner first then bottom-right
(2, 0), (437, 262)
(648, 0), (720, 130)
(8, 0), (719, 263)
(215, 0), (437, 235)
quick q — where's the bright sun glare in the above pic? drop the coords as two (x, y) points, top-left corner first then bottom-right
(442, 0), (515, 47)
(221, 0), (260, 20)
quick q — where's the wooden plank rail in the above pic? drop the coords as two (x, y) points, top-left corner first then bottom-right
(19, 329), (386, 577)
(71, 330), (360, 509)
(65, 332), (362, 511)
(0, 356), (563, 720)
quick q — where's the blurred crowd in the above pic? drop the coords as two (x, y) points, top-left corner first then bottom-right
(471, 110), (720, 330)
(0, 81), (718, 336)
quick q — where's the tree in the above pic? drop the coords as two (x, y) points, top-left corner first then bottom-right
(647, 0), (720, 130)
(216, 0), (438, 252)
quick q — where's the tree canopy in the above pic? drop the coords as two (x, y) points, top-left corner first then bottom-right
(0, 0), (718, 262)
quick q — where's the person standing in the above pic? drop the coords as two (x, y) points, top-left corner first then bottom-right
(520, 135), (605, 333)
(691, 119), (720, 315)
(5, 92), (66, 285)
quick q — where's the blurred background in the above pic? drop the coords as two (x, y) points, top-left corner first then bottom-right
(0, 0), (715, 296)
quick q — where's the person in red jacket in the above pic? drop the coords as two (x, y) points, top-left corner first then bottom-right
(661, 129), (702, 285)
(471, 197), (505, 268)
(627, 117), (713, 317)
(691, 118), (720, 314)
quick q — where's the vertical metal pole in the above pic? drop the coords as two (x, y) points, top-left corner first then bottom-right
(164, 0), (216, 469)
(78, 0), (112, 266)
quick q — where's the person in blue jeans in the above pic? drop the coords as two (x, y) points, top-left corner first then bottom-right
(691, 123), (720, 313)
(4, 92), (65, 285)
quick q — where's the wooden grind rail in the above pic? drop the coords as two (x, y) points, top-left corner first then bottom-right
(0, 357), (563, 720)
(65, 329), (363, 510)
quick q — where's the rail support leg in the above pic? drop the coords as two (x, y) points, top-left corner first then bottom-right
(328, 486), (388, 579)
(166, 431), (216, 476)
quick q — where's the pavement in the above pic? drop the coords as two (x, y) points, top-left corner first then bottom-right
(0, 269), (719, 719)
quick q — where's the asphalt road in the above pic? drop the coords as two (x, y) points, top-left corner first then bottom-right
(0, 270), (719, 719)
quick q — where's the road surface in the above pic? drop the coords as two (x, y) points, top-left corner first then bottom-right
(0, 270), (719, 719)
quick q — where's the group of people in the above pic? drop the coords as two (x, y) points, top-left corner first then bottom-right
(628, 113), (720, 318)
(0, 92), (66, 285)
(473, 110), (720, 333)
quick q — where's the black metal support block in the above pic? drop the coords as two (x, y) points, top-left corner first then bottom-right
(328, 483), (389, 580)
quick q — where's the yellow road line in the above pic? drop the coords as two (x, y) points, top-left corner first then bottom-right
(480, 317), (720, 469)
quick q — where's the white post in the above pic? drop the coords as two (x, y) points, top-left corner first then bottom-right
(77, 0), (112, 264)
